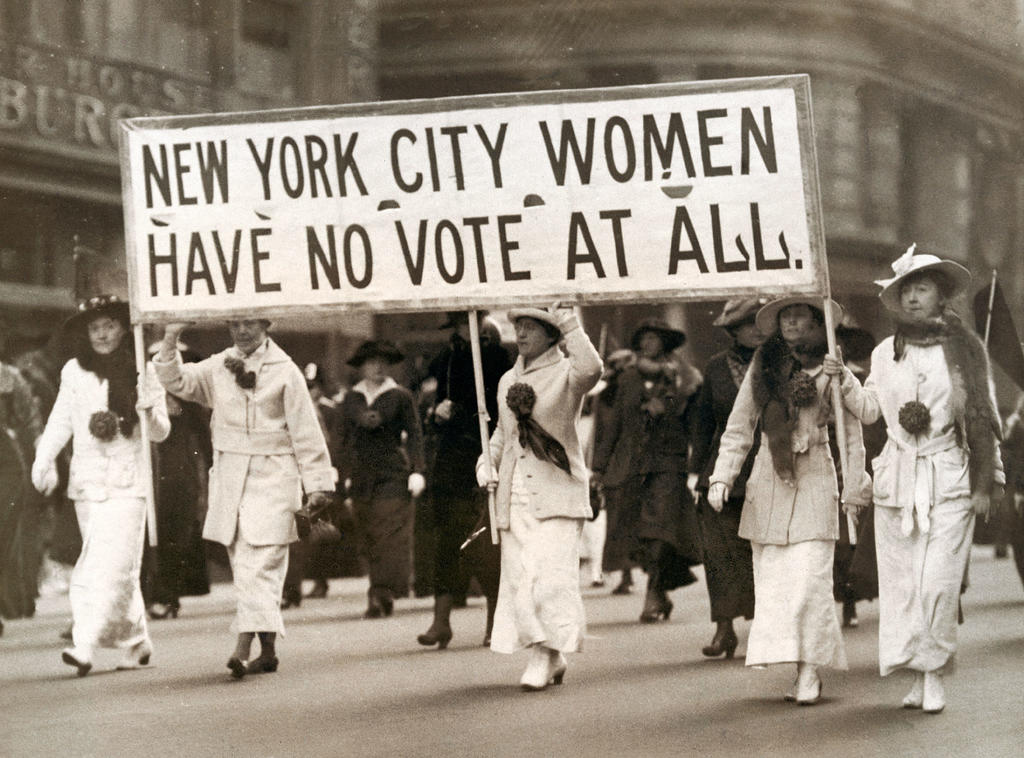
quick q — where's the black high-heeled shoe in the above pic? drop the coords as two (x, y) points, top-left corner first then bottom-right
(281, 586), (302, 610)
(639, 590), (672, 623)
(702, 624), (739, 659)
(417, 626), (453, 649)
(227, 656), (247, 679)
(245, 655), (279, 674)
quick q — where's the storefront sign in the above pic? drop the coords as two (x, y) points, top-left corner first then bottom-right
(0, 38), (213, 153)
(119, 75), (827, 321)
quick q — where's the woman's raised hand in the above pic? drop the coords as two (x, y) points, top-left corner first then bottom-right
(547, 301), (576, 332)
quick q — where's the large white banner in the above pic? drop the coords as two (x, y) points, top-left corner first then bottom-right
(119, 75), (827, 322)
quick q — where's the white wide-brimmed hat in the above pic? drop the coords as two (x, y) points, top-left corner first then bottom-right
(875, 244), (971, 311)
(755, 295), (843, 335)
(507, 307), (561, 331)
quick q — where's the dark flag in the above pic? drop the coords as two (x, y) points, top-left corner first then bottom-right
(973, 277), (1024, 390)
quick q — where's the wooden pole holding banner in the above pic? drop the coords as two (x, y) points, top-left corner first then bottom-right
(983, 269), (997, 346)
(468, 310), (499, 545)
(132, 325), (158, 548)
(822, 293), (857, 544)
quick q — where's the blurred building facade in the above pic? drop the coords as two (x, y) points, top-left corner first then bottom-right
(0, 0), (378, 374)
(378, 0), (1024, 400)
(2, 0), (1023, 397)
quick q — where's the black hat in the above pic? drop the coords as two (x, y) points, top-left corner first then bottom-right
(630, 319), (686, 353)
(347, 340), (405, 367)
(62, 294), (130, 335)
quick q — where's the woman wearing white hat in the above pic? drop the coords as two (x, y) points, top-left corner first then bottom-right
(824, 245), (1003, 713)
(477, 305), (602, 690)
(709, 294), (871, 704)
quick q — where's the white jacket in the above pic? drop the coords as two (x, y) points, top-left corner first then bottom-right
(35, 359), (170, 502)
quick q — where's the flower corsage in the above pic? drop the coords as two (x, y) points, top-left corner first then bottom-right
(898, 400), (931, 436)
(88, 410), (120, 442)
(788, 371), (818, 408)
(224, 356), (257, 389)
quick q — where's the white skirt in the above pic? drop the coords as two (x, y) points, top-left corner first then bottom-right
(227, 537), (289, 635)
(746, 539), (847, 669)
(490, 464), (585, 654)
(71, 498), (149, 651)
(875, 500), (974, 676)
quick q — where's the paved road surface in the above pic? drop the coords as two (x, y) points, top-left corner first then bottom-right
(2, 548), (1022, 758)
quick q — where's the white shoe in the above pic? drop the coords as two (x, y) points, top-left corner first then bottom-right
(795, 664), (821, 705)
(520, 645), (553, 691)
(549, 650), (567, 686)
(922, 671), (945, 713)
(902, 673), (924, 709)
(116, 639), (153, 670)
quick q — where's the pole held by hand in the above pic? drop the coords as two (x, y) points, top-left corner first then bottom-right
(468, 310), (500, 545)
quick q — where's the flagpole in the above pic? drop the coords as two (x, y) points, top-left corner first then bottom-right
(468, 310), (499, 545)
(823, 293), (857, 545)
(132, 324), (158, 548)
(984, 269), (997, 346)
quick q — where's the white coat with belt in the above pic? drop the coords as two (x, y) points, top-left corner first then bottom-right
(479, 316), (603, 527)
(153, 339), (335, 547)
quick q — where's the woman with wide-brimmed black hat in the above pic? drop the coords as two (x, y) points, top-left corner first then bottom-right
(709, 295), (871, 704)
(689, 299), (766, 659)
(592, 319), (704, 624)
(417, 312), (510, 649)
(32, 295), (170, 676)
(338, 339), (426, 618)
(824, 245), (1003, 713)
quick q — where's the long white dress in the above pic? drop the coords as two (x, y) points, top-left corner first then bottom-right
(839, 337), (1001, 675)
(489, 463), (586, 654)
(34, 360), (170, 655)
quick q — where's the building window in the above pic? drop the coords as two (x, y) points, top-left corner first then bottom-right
(236, 0), (299, 99)
(28, 0), (86, 47)
(155, 0), (213, 80)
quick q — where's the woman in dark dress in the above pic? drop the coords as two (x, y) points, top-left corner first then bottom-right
(0, 355), (44, 635)
(592, 320), (703, 623)
(417, 312), (509, 648)
(339, 340), (426, 618)
(689, 299), (764, 658)
(144, 349), (212, 620)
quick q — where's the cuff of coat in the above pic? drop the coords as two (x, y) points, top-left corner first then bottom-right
(151, 350), (183, 385)
(558, 313), (581, 334)
(302, 467), (338, 494)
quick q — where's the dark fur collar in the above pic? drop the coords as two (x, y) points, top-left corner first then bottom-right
(750, 333), (828, 482)
(896, 311), (1001, 495)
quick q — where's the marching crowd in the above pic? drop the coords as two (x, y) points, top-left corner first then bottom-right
(2, 245), (1024, 713)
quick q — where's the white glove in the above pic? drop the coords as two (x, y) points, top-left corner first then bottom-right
(476, 463), (498, 489)
(434, 399), (454, 422)
(408, 472), (426, 498)
(32, 457), (58, 496)
(707, 482), (729, 512)
(686, 473), (700, 501)
(135, 373), (160, 411)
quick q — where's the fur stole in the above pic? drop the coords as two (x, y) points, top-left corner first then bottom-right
(750, 332), (829, 481)
(894, 312), (1001, 495)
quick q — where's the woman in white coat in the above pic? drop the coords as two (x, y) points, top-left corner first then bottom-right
(155, 320), (334, 678)
(824, 246), (1003, 713)
(477, 306), (602, 690)
(709, 295), (871, 704)
(32, 295), (170, 676)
